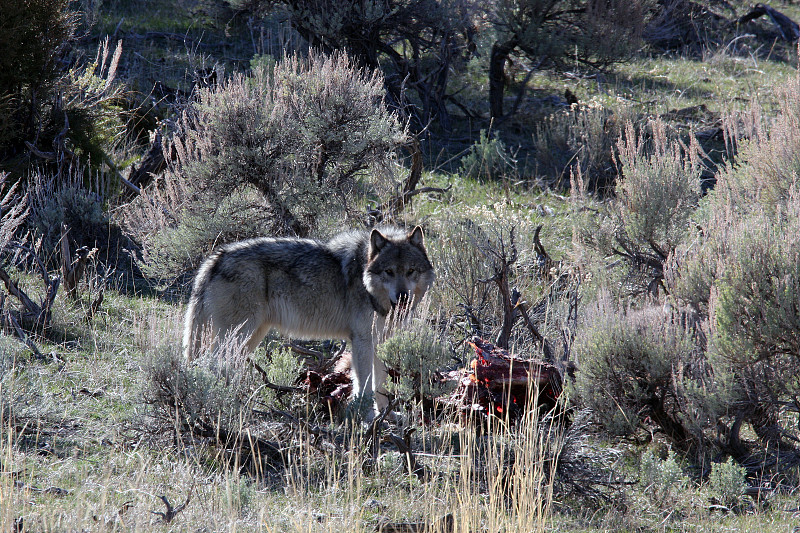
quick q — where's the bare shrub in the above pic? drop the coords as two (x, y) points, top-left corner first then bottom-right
(643, 0), (730, 51)
(234, 0), (479, 128)
(429, 215), (542, 344)
(489, 0), (651, 118)
(124, 50), (407, 280)
(427, 218), (496, 340)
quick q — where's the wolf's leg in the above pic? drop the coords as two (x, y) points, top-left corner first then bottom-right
(244, 322), (271, 354)
(373, 356), (389, 411)
(371, 314), (390, 411)
(350, 331), (375, 401)
(350, 337), (383, 420)
(210, 312), (267, 357)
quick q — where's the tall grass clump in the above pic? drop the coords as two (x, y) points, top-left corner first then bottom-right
(532, 101), (630, 190)
(0, 172), (27, 252)
(124, 50), (407, 280)
(719, 74), (800, 213)
(426, 206), (571, 348)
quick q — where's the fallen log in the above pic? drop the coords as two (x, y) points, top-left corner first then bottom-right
(739, 3), (800, 41)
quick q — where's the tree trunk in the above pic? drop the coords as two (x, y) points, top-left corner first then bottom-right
(489, 39), (517, 121)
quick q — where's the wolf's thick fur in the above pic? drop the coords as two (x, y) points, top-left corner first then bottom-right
(183, 226), (435, 413)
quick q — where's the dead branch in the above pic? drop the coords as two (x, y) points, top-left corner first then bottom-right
(60, 225), (98, 299)
(0, 291), (44, 359)
(194, 416), (284, 465)
(367, 398), (399, 461)
(247, 357), (305, 395)
(87, 291), (104, 321)
(92, 500), (134, 528)
(8, 241), (50, 283)
(13, 480), (70, 496)
(126, 130), (166, 192)
(513, 292), (556, 362)
(272, 408), (339, 452)
(476, 228), (518, 349)
(0, 241), (60, 329)
(370, 136), (451, 221)
(284, 341), (325, 363)
(533, 223), (559, 279)
(59, 225), (71, 289)
(151, 489), (191, 523)
(0, 267), (42, 318)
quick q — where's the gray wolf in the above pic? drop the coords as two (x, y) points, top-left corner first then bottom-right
(183, 226), (435, 415)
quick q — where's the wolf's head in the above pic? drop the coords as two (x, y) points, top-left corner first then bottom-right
(364, 226), (435, 316)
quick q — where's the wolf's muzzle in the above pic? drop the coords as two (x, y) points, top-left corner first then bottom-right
(392, 291), (411, 309)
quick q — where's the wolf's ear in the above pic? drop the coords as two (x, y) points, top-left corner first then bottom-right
(408, 226), (424, 248)
(369, 229), (389, 258)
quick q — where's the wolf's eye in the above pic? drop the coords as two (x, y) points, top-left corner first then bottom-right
(407, 268), (415, 275)
(384, 268), (395, 277)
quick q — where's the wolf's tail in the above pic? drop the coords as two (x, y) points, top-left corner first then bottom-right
(183, 249), (226, 360)
(183, 261), (215, 360)
(182, 294), (204, 361)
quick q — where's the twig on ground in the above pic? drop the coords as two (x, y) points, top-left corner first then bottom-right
(367, 398), (399, 461)
(151, 488), (192, 523)
(384, 426), (426, 480)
